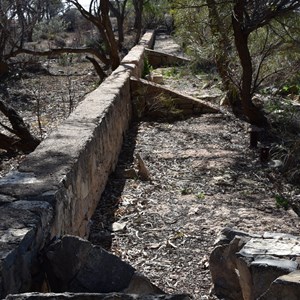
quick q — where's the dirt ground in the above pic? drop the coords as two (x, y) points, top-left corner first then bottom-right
(89, 115), (300, 299)
(89, 35), (300, 299)
(0, 57), (99, 177)
(1, 33), (299, 299)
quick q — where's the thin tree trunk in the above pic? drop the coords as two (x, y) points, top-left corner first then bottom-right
(206, 0), (241, 113)
(67, 0), (120, 71)
(101, 0), (120, 70)
(117, 16), (124, 48)
(0, 61), (9, 77)
(232, 1), (268, 126)
(108, 0), (127, 50)
(0, 99), (40, 152)
(133, 0), (143, 45)
(0, 132), (19, 153)
(86, 56), (107, 82)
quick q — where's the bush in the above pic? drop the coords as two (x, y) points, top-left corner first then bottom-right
(33, 17), (69, 42)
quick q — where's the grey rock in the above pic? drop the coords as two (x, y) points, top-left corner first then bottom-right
(124, 272), (164, 295)
(44, 235), (136, 293)
(0, 201), (53, 298)
(210, 228), (300, 300)
(258, 270), (300, 300)
(209, 235), (247, 300)
(44, 236), (164, 295)
(5, 292), (192, 300)
(213, 227), (256, 246)
(250, 256), (298, 299)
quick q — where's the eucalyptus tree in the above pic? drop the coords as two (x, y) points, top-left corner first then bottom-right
(67, 0), (120, 71)
(171, 0), (300, 126)
(108, 0), (129, 49)
(132, 0), (144, 43)
(231, 0), (300, 126)
(0, 0), (120, 153)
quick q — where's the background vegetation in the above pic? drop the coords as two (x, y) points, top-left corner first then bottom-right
(0, 0), (299, 183)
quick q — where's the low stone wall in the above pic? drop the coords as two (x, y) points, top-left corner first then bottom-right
(145, 48), (190, 67)
(131, 77), (219, 120)
(0, 31), (154, 298)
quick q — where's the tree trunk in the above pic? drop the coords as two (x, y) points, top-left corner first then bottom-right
(232, 1), (268, 127)
(0, 99), (40, 153)
(116, 16), (124, 49)
(133, 0), (143, 45)
(100, 0), (120, 70)
(108, 0), (127, 50)
(85, 56), (107, 82)
(67, 0), (120, 71)
(0, 132), (19, 153)
(206, 0), (241, 114)
(0, 61), (9, 77)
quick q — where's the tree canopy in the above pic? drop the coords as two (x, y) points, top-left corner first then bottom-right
(171, 0), (300, 125)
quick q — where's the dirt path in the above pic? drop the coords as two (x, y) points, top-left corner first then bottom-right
(89, 35), (300, 299)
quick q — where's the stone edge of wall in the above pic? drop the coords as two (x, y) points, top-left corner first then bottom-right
(145, 48), (191, 68)
(0, 30), (155, 298)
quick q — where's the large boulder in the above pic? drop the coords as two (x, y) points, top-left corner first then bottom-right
(43, 235), (162, 295)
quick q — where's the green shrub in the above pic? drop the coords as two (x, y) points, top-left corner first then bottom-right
(33, 17), (69, 41)
(275, 194), (289, 210)
(142, 57), (153, 78)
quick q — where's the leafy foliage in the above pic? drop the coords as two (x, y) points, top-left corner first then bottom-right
(275, 194), (289, 210)
(170, 0), (300, 125)
(33, 17), (69, 41)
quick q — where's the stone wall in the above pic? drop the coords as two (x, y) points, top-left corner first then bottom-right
(145, 48), (190, 68)
(0, 31), (155, 298)
(130, 78), (219, 120)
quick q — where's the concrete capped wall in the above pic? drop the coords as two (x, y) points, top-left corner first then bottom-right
(145, 48), (190, 68)
(0, 31), (154, 298)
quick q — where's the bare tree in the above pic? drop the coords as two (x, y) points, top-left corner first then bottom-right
(108, 0), (129, 49)
(0, 0), (65, 75)
(0, 97), (40, 153)
(132, 0), (144, 44)
(67, 0), (120, 70)
(0, 1), (20, 76)
(1, 0), (120, 80)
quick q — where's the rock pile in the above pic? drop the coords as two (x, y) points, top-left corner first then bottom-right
(210, 228), (300, 300)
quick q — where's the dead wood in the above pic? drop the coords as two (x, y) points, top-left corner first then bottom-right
(0, 98), (40, 153)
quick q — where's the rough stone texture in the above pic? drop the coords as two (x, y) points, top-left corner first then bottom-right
(44, 235), (163, 294)
(5, 292), (192, 300)
(145, 49), (190, 68)
(210, 228), (300, 300)
(44, 235), (134, 293)
(121, 46), (145, 79)
(130, 77), (219, 120)
(124, 273), (163, 295)
(121, 31), (155, 79)
(0, 31), (155, 298)
(250, 257), (298, 299)
(258, 270), (300, 300)
(139, 30), (155, 49)
(209, 234), (246, 300)
(0, 201), (53, 297)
